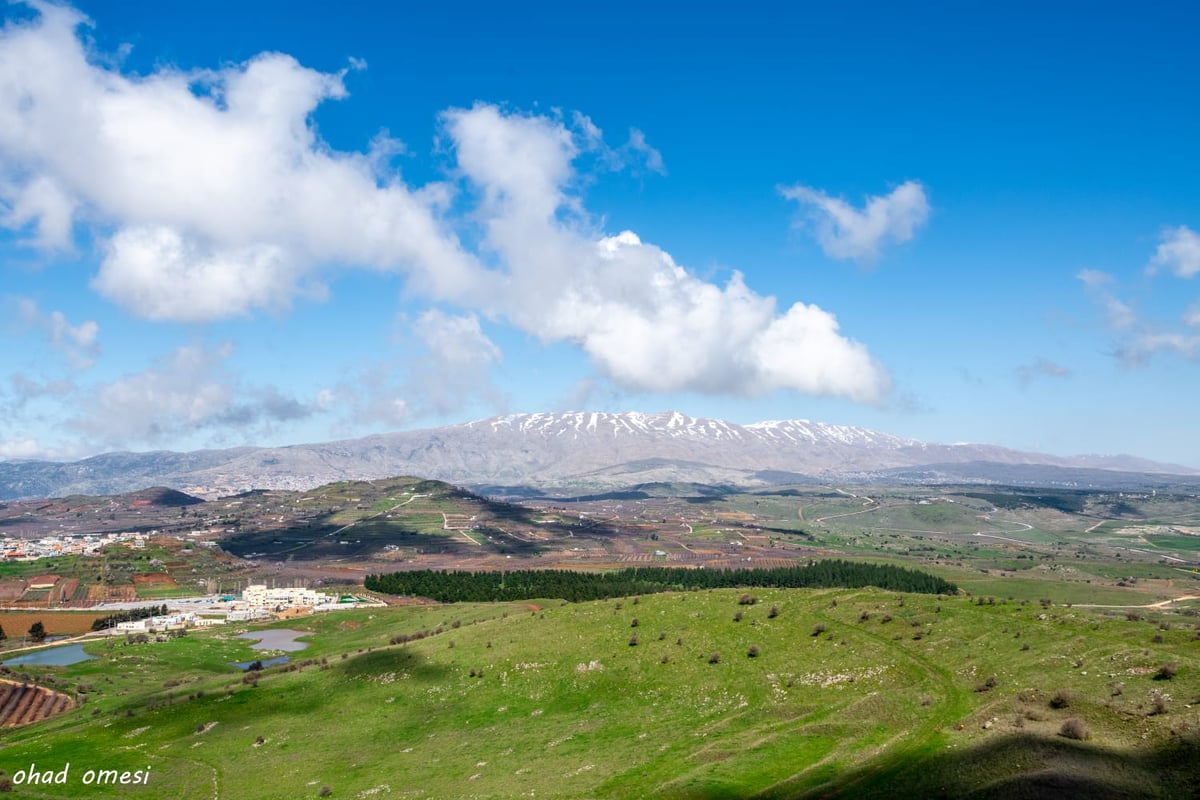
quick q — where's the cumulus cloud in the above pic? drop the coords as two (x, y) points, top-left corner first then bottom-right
(0, 5), (890, 412)
(443, 105), (891, 403)
(0, 3), (485, 320)
(780, 181), (929, 262)
(1148, 225), (1200, 278)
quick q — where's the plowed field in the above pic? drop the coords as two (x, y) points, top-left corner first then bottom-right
(0, 679), (74, 727)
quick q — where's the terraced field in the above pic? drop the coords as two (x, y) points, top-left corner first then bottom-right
(0, 679), (74, 727)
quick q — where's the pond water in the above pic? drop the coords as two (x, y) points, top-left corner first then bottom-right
(232, 655), (291, 670)
(236, 628), (310, 652)
(2, 644), (94, 667)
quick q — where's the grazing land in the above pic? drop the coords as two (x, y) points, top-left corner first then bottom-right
(3, 477), (1200, 796)
(0, 588), (1198, 797)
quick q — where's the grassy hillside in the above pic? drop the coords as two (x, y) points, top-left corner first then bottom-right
(1, 589), (1198, 798)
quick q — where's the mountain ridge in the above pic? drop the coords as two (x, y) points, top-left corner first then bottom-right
(0, 411), (1195, 500)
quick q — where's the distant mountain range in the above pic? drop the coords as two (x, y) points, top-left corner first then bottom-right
(2, 411), (1198, 500)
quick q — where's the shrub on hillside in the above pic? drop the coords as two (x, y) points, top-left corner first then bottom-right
(1059, 717), (1090, 740)
(1049, 689), (1073, 709)
(1155, 662), (1179, 681)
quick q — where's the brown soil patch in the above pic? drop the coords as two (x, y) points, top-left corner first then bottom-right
(0, 679), (75, 727)
(0, 611), (107, 637)
(0, 579), (25, 603)
(84, 584), (136, 602)
(132, 573), (179, 587)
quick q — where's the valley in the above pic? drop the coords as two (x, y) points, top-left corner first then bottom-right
(3, 475), (1200, 797)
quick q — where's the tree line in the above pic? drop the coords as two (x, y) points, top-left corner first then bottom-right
(365, 560), (957, 603)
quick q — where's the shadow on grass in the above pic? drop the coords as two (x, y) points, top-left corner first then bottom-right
(337, 646), (451, 683)
(785, 732), (1200, 800)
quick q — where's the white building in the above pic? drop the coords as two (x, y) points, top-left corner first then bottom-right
(242, 585), (332, 609)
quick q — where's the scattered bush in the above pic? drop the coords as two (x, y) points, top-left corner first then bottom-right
(747, 645), (760, 658)
(860, 610), (871, 621)
(708, 652), (720, 664)
(1059, 717), (1090, 740)
(975, 675), (998, 692)
(1151, 690), (1170, 716)
(811, 623), (827, 636)
(630, 618), (639, 628)
(628, 634), (639, 647)
(881, 614), (893, 624)
(768, 605), (779, 619)
(1155, 662), (1179, 681)
(733, 611), (743, 622)
(319, 786), (333, 798)
(1050, 689), (1073, 709)
(660, 654), (669, 664)
(1021, 642), (1030, 651)
(738, 593), (757, 605)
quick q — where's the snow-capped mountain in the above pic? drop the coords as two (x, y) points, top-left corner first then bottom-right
(1, 411), (1196, 500)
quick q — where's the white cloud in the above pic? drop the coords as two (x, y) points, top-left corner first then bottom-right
(68, 343), (317, 446)
(1076, 269), (1136, 330)
(0, 7), (891, 413)
(409, 310), (505, 415)
(1117, 333), (1200, 366)
(0, 436), (51, 460)
(780, 181), (929, 262)
(1184, 303), (1200, 328)
(0, 4), (485, 321)
(1148, 225), (1200, 278)
(624, 128), (665, 175)
(443, 106), (891, 403)
(9, 296), (99, 368)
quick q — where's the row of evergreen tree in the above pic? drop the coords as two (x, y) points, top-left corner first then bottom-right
(365, 560), (957, 603)
(91, 604), (170, 631)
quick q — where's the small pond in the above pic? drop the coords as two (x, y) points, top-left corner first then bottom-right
(2, 644), (94, 667)
(236, 628), (310, 652)
(231, 628), (309, 670)
(232, 655), (291, 670)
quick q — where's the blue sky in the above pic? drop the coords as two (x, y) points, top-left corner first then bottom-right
(2, 0), (1199, 467)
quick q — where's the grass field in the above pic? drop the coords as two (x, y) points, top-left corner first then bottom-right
(1, 588), (1198, 798)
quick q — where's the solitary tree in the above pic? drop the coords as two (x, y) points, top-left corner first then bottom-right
(29, 621), (46, 642)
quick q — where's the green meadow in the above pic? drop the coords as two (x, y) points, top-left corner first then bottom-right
(2, 587), (1198, 799)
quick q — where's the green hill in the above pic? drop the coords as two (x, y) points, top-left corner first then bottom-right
(2, 587), (1198, 798)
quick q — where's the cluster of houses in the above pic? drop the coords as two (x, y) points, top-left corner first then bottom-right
(108, 584), (344, 634)
(1, 530), (151, 561)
